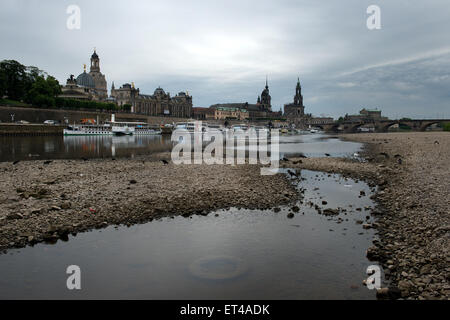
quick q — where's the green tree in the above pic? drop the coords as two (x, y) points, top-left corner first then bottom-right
(0, 60), (28, 100)
(0, 60), (44, 101)
(0, 68), (6, 98)
(26, 76), (61, 108)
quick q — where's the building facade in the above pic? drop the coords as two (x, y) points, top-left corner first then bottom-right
(212, 106), (249, 120)
(343, 108), (388, 122)
(111, 84), (192, 118)
(60, 50), (192, 118)
(193, 107), (215, 120)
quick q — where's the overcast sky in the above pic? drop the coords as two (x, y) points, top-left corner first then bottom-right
(1, 0), (449, 118)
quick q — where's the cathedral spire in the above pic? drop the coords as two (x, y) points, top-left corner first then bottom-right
(265, 75), (268, 89)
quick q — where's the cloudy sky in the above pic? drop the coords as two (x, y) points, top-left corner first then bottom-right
(1, 0), (449, 118)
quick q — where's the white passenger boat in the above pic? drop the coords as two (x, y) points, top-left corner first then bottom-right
(63, 124), (112, 136)
(63, 114), (161, 136)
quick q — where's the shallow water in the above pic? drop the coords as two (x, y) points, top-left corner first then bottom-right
(0, 170), (379, 299)
(0, 133), (362, 162)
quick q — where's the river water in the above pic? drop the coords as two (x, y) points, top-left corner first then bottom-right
(0, 133), (360, 162)
(0, 134), (381, 299)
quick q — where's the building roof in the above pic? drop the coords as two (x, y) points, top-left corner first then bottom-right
(193, 107), (214, 114)
(215, 107), (248, 112)
(154, 87), (165, 95)
(76, 71), (95, 88)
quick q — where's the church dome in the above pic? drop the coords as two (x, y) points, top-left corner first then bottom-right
(154, 87), (165, 95)
(76, 71), (95, 88)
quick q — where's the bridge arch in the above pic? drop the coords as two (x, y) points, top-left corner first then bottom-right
(420, 120), (443, 131)
(376, 121), (399, 132)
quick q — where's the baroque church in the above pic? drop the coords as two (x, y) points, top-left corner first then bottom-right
(283, 77), (312, 127)
(60, 49), (107, 101)
(59, 50), (192, 118)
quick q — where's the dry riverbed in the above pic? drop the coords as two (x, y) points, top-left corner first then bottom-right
(0, 131), (448, 300)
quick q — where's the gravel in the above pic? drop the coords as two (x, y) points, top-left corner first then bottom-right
(285, 132), (449, 300)
(0, 156), (298, 252)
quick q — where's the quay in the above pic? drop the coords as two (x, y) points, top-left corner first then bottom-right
(0, 123), (66, 136)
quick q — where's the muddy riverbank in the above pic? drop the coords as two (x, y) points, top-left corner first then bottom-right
(285, 132), (449, 300)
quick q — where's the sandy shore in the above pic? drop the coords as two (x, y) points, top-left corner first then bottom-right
(0, 131), (448, 300)
(285, 132), (449, 300)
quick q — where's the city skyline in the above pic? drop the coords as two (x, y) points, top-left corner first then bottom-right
(1, 0), (449, 119)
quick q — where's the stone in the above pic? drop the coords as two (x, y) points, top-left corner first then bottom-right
(60, 202), (71, 210)
(322, 208), (339, 216)
(6, 213), (23, 220)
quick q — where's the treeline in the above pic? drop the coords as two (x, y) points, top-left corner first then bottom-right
(0, 60), (61, 108)
(0, 59), (124, 111)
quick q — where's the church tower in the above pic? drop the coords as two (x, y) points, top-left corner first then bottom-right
(283, 77), (306, 123)
(88, 49), (107, 100)
(259, 77), (272, 111)
(293, 77), (303, 106)
(90, 50), (100, 72)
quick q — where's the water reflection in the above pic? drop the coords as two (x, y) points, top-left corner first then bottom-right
(0, 170), (378, 300)
(0, 133), (362, 162)
(0, 135), (173, 162)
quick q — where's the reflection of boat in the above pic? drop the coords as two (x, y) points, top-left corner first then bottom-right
(111, 135), (136, 145)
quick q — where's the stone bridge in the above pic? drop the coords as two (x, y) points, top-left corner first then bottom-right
(311, 119), (450, 133)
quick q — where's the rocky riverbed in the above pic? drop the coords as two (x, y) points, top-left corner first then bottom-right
(0, 131), (448, 300)
(285, 132), (449, 300)
(0, 157), (298, 252)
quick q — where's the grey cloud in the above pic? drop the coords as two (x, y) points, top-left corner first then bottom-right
(1, 0), (449, 118)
